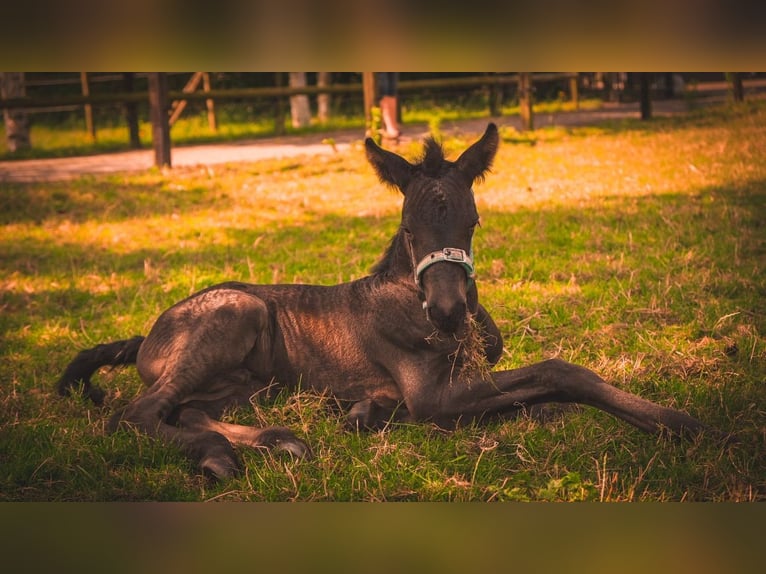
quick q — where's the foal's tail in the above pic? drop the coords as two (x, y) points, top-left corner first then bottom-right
(56, 336), (145, 405)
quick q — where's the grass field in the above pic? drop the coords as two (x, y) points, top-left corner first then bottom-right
(1, 101), (764, 501)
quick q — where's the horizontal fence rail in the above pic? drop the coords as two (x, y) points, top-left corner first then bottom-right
(0, 73), (578, 110)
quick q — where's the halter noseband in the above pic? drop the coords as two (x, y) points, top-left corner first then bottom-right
(414, 247), (475, 288)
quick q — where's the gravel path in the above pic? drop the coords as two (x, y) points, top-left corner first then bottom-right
(0, 100), (692, 183)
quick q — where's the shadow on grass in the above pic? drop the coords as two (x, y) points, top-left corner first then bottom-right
(0, 176), (233, 225)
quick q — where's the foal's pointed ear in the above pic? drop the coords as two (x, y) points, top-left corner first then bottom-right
(455, 123), (499, 184)
(365, 137), (414, 192)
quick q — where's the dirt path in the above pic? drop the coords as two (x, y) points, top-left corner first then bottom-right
(0, 100), (693, 183)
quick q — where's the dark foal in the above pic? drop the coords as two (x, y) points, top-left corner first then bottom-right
(58, 124), (707, 480)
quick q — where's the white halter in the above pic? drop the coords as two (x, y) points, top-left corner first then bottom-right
(414, 247), (475, 288)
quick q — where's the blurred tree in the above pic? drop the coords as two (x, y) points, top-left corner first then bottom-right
(289, 72), (311, 128)
(1, 72), (31, 152)
(317, 72), (331, 124)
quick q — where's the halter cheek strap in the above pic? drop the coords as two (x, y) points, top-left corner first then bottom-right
(414, 247), (475, 288)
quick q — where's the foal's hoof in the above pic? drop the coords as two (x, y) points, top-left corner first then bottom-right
(193, 431), (242, 481)
(275, 437), (311, 459)
(200, 453), (242, 481)
(262, 426), (312, 459)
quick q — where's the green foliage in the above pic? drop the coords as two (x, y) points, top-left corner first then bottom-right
(1, 101), (765, 500)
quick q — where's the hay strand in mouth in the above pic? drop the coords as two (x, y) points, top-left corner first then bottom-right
(450, 314), (493, 386)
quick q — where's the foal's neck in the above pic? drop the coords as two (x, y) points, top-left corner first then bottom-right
(370, 230), (413, 281)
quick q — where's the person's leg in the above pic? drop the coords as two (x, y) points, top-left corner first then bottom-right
(380, 95), (400, 138)
(377, 73), (400, 139)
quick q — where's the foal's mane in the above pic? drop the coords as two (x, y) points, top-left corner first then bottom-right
(421, 137), (448, 178)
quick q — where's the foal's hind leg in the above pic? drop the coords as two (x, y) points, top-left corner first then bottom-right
(110, 288), (304, 478)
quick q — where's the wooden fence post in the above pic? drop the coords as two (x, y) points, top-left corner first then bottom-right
(663, 73), (675, 98)
(487, 73), (502, 117)
(569, 73), (579, 109)
(362, 72), (377, 137)
(273, 72), (286, 135)
(728, 73), (744, 102)
(639, 73), (652, 120)
(519, 73), (534, 131)
(122, 73), (140, 149)
(169, 72), (202, 126)
(148, 73), (171, 168)
(202, 72), (217, 131)
(80, 72), (96, 141)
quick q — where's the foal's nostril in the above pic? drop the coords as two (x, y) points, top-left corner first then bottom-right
(427, 301), (467, 334)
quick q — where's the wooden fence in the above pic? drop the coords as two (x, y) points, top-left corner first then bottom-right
(1, 72), (580, 167)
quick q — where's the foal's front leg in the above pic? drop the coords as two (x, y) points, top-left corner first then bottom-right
(177, 407), (310, 458)
(107, 370), (249, 479)
(474, 304), (503, 366)
(345, 399), (409, 430)
(425, 358), (707, 437)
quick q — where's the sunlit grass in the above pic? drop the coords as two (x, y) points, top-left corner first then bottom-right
(1, 100), (764, 501)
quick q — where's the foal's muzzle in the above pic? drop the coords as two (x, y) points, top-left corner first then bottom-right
(417, 249), (474, 335)
(425, 297), (468, 335)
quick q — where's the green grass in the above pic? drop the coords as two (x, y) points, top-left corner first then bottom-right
(1, 101), (764, 501)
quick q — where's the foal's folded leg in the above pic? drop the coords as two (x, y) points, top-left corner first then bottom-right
(178, 407), (311, 459)
(109, 407), (243, 480)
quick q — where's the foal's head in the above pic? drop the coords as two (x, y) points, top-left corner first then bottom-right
(365, 124), (499, 334)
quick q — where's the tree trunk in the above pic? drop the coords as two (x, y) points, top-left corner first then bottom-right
(317, 72), (331, 124)
(288, 72), (311, 128)
(1, 72), (31, 152)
